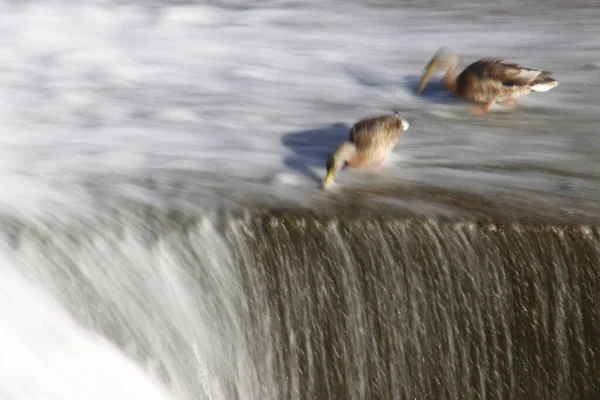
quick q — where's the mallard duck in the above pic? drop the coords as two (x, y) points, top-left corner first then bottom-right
(417, 47), (558, 114)
(322, 111), (409, 189)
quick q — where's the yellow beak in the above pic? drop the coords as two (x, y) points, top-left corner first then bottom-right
(417, 59), (438, 94)
(322, 170), (335, 189)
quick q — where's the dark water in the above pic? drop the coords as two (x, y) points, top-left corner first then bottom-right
(245, 214), (600, 399)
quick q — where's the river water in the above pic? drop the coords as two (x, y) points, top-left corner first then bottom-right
(0, 0), (599, 399)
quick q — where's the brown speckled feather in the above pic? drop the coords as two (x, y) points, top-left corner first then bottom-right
(419, 48), (558, 110)
(456, 59), (557, 103)
(348, 115), (406, 166)
(323, 112), (410, 189)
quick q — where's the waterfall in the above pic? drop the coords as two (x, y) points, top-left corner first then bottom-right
(2, 205), (599, 399)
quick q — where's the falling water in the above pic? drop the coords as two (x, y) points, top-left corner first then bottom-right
(2, 202), (599, 399)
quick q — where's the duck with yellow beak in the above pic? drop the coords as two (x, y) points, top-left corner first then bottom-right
(322, 111), (409, 189)
(417, 47), (558, 114)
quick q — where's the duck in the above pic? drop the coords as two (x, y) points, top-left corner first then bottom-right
(417, 47), (558, 114)
(323, 111), (409, 189)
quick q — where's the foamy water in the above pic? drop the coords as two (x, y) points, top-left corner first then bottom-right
(0, 262), (176, 400)
(0, 0), (599, 398)
(0, 0), (598, 212)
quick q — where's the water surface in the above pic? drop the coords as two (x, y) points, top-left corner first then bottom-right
(1, 1), (599, 399)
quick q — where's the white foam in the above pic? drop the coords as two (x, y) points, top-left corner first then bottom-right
(0, 0), (594, 210)
(0, 264), (175, 400)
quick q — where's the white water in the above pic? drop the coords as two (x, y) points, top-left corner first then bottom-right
(0, 0), (599, 398)
(1, 214), (268, 400)
(0, 263), (175, 400)
(0, 0), (598, 212)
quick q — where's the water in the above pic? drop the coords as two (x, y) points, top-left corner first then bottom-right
(3, 209), (600, 399)
(0, 260), (176, 400)
(1, 0), (599, 212)
(0, 0), (599, 399)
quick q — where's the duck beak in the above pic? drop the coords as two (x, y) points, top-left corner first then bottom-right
(322, 170), (335, 190)
(417, 59), (438, 94)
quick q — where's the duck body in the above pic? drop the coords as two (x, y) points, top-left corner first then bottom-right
(455, 59), (558, 103)
(418, 48), (558, 113)
(346, 114), (408, 166)
(323, 112), (409, 189)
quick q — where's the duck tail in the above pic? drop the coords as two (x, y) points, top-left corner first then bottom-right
(531, 72), (558, 92)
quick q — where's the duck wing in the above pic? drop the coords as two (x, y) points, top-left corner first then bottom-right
(471, 58), (552, 86)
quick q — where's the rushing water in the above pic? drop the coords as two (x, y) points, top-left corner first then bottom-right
(2, 206), (600, 399)
(1, 0), (600, 399)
